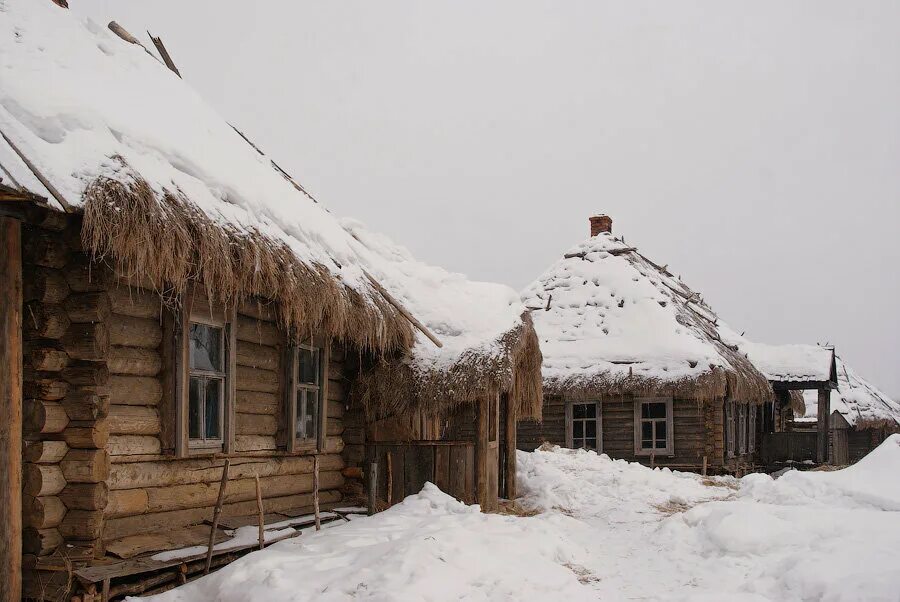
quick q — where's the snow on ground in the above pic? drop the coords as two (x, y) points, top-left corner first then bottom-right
(136, 436), (900, 602)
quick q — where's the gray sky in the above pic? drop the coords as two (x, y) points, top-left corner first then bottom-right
(74, 1), (900, 396)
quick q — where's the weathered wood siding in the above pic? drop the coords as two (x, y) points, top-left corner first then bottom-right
(518, 395), (759, 474)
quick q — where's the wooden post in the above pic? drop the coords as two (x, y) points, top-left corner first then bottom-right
(255, 475), (264, 550)
(474, 397), (489, 509)
(817, 388), (831, 464)
(204, 459), (230, 574)
(504, 400), (517, 500)
(0, 216), (23, 602)
(313, 455), (321, 531)
(386, 452), (393, 507)
(367, 462), (377, 516)
(650, 452), (655, 470)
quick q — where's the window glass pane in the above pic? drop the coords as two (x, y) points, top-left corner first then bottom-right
(585, 437), (596, 450)
(573, 421), (583, 439)
(573, 404), (586, 419)
(205, 378), (222, 439)
(298, 347), (319, 385)
(586, 420), (596, 438)
(190, 323), (222, 372)
(655, 422), (667, 448)
(646, 402), (666, 419)
(188, 377), (202, 439)
(305, 389), (319, 441)
(296, 388), (319, 441)
(585, 404), (597, 418)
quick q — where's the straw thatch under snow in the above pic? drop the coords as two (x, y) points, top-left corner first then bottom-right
(0, 0), (541, 418)
(522, 230), (771, 403)
(345, 221), (542, 420)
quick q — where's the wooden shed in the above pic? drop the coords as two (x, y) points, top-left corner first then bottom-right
(517, 215), (772, 475)
(0, 3), (541, 599)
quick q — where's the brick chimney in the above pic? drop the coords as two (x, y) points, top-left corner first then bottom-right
(589, 214), (612, 237)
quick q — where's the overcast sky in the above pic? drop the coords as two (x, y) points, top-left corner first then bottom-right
(73, 1), (900, 396)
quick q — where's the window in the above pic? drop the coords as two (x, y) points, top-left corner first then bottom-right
(748, 404), (757, 454)
(288, 342), (326, 451)
(725, 401), (735, 458)
(166, 290), (236, 458)
(737, 404), (747, 455)
(188, 323), (226, 449)
(634, 398), (673, 456)
(567, 402), (600, 450)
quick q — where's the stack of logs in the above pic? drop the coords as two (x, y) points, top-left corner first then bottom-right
(22, 221), (110, 563)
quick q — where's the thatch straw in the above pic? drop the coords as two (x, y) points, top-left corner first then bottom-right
(355, 312), (543, 421)
(81, 167), (414, 354)
(535, 243), (773, 406)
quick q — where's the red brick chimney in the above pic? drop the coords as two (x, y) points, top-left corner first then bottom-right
(589, 214), (612, 237)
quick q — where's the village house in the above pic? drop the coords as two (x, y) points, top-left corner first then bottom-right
(517, 215), (772, 475)
(0, 2), (541, 599)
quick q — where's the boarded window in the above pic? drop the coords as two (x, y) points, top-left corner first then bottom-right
(634, 398), (674, 456)
(567, 402), (600, 451)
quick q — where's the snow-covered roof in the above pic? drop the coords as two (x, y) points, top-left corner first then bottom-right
(344, 220), (542, 418)
(522, 230), (770, 402)
(800, 356), (900, 430)
(0, 1), (540, 416)
(732, 341), (835, 384)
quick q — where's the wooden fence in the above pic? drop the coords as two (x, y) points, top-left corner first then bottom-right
(760, 432), (817, 465)
(369, 441), (475, 508)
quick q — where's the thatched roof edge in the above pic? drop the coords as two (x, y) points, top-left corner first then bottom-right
(355, 312), (544, 420)
(81, 171), (415, 355)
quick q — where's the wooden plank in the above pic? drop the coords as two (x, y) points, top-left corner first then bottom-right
(105, 525), (230, 560)
(215, 513), (289, 531)
(390, 447), (405, 505)
(434, 445), (450, 494)
(464, 445), (475, 504)
(449, 445), (467, 502)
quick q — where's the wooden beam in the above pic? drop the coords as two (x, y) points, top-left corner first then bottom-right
(363, 271), (442, 348)
(0, 216), (23, 602)
(504, 398), (517, 500)
(0, 129), (73, 212)
(817, 388), (831, 464)
(148, 33), (181, 78)
(474, 398), (489, 509)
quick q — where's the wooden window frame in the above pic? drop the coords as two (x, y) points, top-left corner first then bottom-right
(186, 319), (227, 451)
(286, 338), (329, 454)
(172, 294), (237, 458)
(725, 401), (735, 458)
(748, 404), (757, 454)
(565, 401), (602, 451)
(737, 403), (747, 455)
(633, 397), (674, 457)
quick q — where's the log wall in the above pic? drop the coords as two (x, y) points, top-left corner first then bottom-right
(517, 395), (759, 474)
(102, 298), (348, 543)
(19, 215), (350, 596)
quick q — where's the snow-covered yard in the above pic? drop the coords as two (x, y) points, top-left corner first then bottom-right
(136, 436), (900, 602)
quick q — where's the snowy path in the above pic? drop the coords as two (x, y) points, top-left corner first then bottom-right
(136, 436), (900, 602)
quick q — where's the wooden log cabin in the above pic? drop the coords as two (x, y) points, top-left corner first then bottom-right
(517, 215), (772, 474)
(0, 3), (542, 599)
